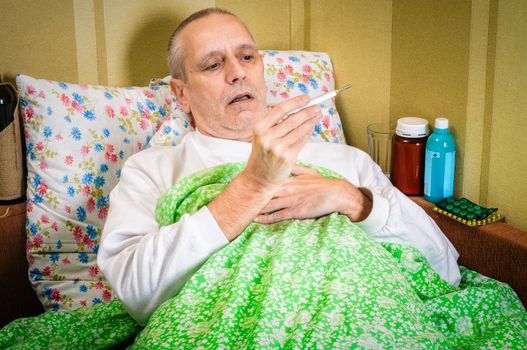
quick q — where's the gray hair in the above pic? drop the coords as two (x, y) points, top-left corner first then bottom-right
(167, 8), (253, 81)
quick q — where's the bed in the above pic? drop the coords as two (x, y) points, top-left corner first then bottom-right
(1, 50), (526, 349)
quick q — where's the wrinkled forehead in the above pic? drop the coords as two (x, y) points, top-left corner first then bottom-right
(180, 14), (257, 64)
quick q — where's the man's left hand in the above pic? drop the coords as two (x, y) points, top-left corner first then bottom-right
(254, 165), (373, 224)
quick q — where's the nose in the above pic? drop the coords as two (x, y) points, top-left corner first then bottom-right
(225, 57), (246, 85)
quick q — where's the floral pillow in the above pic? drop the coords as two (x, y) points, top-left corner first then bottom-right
(17, 74), (189, 311)
(17, 51), (346, 313)
(263, 50), (346, 143)
(148, 50), (347, 147)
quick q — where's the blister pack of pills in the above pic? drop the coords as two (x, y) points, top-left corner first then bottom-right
(433, 197), (502, 227)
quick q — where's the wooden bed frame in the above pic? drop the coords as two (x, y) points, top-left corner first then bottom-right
(1, 197), (526, 329)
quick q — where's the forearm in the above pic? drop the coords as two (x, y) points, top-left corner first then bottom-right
(208, 170), (278, 241)
(98, 159), (230, 325)
(99, 206), (227, 325)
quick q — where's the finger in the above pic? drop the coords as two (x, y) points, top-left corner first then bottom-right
(254, 109), (319, 166)
(270, 180), (298, 196)
(291, 165), (319, 176)
(282, 111), (322, 151)
(251, 105), (320, 160)
(270, 105), (321, 139)
(259, 195), (297, 214)
(254, 208), (295, 224)
(262, 95), (311, 128)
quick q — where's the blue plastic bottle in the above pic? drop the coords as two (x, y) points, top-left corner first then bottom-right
(424, 118), (456, 203)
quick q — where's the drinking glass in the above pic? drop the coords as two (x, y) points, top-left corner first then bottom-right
(367, 122), (394, 178)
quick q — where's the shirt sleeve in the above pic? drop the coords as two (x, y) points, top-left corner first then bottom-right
(351, 151), (461, 287)
(97, 156), (228, 326)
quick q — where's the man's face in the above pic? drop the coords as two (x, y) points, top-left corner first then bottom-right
(170, 14), (268, 141)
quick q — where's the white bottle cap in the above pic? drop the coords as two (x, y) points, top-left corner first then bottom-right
(395, 117), (429, 138)
(435, 118), (449, 129)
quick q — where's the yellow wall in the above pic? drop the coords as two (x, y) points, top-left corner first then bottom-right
(0, 0), (78, 83)
(390, 0), (527, 230)
(486, 0), (527, 231)
(390, 0), (472, 197)
(1, 0), (526, 229)
(0, 0), (391, 152)
(309, 0), (392, 149)
(217, 0), (292, 50)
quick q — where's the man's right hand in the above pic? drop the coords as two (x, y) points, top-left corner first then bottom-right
(208, 95), (321, 241)
(243, 95), (322, 190)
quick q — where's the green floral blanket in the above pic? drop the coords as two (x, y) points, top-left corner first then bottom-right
(2, 163), (526, 349)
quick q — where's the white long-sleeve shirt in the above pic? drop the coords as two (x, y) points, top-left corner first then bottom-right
(98, 130), (461, 325)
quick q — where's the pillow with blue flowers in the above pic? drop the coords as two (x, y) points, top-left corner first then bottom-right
(17, 51), (346, 313)
(17, 74), (190, 311)
(148, 50), (347, 147)
(263, 50), (346, 143)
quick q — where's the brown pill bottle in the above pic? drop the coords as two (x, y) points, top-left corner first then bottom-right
(390, 117), (429, 195)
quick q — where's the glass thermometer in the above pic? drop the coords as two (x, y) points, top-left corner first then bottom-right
(288, 83), (352, 116)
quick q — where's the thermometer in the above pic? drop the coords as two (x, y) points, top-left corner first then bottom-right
(288, 83), (351, 116)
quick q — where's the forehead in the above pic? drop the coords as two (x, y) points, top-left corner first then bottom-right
(180, 14), (256, 60)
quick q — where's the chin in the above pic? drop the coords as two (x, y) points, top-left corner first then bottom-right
(227, 108), (258, 126)
(227, 119), (254, 134)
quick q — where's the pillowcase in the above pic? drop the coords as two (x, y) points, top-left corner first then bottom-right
(18, 50), (346, 313)
(17, 74), (182, 311)
(262, 50), (346, 143)
(148, 50), (346, 147)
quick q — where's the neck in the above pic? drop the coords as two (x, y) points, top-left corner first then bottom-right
(195, 127), (253, 143)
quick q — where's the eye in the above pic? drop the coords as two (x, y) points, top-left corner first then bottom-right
(241, 55), (254, 62)
(207, 62), (221, 71)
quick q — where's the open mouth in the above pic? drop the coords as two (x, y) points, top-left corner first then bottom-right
(228, 93), (253, 105)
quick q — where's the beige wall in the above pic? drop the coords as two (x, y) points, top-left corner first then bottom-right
(486, 0), (527, 231)
(1, 0), (526, 229)
(390, 0), (472, 197)
(217, 0), (292, 50)
(0, 0), (78, 83)
(390, 0), (527, 230)
(310, 0), (392, 149)
(83, 0), (216, 86)
(0, 0), (391, 151)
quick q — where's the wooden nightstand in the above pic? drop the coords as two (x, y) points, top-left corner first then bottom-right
(411, 196), (527, 307)
(0, 202), (44, 327)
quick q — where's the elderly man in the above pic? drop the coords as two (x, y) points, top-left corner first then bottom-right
(98, 8), (460, 326)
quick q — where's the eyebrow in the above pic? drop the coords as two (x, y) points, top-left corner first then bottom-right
(196, 43), (258, 69)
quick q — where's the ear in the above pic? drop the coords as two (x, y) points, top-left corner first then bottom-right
(170, 78), (191, 113)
